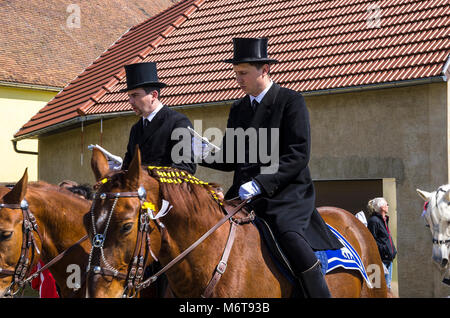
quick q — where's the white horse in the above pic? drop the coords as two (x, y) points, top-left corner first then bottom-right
(417, 185), (450, 285)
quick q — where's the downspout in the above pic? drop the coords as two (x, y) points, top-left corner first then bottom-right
(12, 140), (38, 155)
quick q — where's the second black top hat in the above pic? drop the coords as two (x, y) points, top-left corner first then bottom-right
(224, 38), (278, 64)
(121, 62), (166, 92)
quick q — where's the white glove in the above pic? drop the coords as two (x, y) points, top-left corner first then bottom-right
(239, 181), (261, 200)
(191, 137), (214, 160)
(88, 144), (123, 171)
(188, 127), (220, 160)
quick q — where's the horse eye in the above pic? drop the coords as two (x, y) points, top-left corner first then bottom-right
(0, 231), (13, 241)
(120, 223), (134, 234)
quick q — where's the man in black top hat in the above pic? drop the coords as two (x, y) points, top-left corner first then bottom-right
(119, 62), (195, 298)
(120, 62), (196, 174)
(199, 38), (342, 297)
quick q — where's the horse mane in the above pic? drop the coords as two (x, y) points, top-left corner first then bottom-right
(146, 166), (224, 217)
(92, 166), (225, 218)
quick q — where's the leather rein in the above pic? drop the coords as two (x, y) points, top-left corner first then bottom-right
(87, 183), (252, 298)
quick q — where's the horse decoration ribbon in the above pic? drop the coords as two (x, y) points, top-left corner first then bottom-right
(316, 224), (373, 288)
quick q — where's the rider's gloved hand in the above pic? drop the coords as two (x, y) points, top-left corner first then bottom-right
(238, 180), (261, 200)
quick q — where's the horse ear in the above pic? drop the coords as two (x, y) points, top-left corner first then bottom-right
(125, 145), (142, 186)
(3, 168), (28, 203)
(417, 189), (432, 201)
(91, 148), (110, 181)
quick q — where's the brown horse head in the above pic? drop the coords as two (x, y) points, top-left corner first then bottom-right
(85, 146), (162, 297)
(0, 169), (93, 298)
(0, 169), (31, 295)
(87, 146), (246, 297)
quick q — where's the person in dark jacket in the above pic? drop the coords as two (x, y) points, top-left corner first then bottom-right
(120, 62), (195, 297)
(198, 38), (342, 297)
(367, 197), (397, 290)
(121, 62), (196, 174)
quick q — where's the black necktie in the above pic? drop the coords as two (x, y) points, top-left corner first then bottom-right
(143, 118), (150, 128)
(251, 99), (259, 112)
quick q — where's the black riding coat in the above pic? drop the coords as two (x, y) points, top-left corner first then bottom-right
(202, 83), (341, 251)
(367, 213), (397, 265)
(122, 105), (196, 175)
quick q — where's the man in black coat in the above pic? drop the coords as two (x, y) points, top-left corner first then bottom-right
(119, 62), (195, 298)
(199, 38), (342, 297)
(120, 62), (196, 174)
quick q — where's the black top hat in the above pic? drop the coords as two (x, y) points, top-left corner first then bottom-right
(224, 38), (278, 64)
(120, 62), (166, 92)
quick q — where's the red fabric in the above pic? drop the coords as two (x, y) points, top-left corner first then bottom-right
(383, 218), (395, 255)
(30, 261), (59, 298)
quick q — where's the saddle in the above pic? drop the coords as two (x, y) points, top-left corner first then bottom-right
(222, 199), (299, 286)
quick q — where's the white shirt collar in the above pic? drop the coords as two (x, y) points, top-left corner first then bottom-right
(249, 80), (273, 104)
(143, 102), (163, 124)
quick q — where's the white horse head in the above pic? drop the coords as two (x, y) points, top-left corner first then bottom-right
(417, 185), (450, 269)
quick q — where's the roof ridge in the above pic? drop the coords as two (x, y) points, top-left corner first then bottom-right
(77, 0), (205, 116)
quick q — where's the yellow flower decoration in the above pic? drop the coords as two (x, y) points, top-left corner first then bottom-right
(142, 201), (156, 211)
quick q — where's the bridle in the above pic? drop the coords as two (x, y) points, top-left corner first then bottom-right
(425, 188), (450, 246)
(87, 178), (252, 298)
(86, 185), (162, 298)
(0, 199), (42, 297)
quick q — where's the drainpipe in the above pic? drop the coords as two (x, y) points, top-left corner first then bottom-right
(12, 140), (38, 155)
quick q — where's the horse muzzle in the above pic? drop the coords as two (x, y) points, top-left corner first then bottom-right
(432, 244), (449, 268)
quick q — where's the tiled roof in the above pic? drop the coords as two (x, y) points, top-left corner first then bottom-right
(0, 0), (178, 88)
(15, 0), (450, 138)
(14, 0), (198, 138)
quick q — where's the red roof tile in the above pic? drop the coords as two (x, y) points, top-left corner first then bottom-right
(0, 0), (178, 88)
(15, 0), (199, 138)
(16, 0), (450, 139)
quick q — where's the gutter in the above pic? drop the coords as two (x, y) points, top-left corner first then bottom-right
(12, 75), (448, 141)
(171, 76), (447, 109)
(12, 140), (38, 155)
(300, 76), (447, 97)
(0, 81), (61, 92)
(12, 111), (134, 142)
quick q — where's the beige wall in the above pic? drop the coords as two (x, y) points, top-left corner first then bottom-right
(38, 104), (235, 189)
(38, 82), (449, 297)
(307, 82), (449, 297)
(39, 116), (136, 185)
(0, 86), (56, 183)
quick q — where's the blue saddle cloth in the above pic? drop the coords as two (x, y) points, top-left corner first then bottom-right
(252, 217), (372, 288)
(315, 224), (373, 288)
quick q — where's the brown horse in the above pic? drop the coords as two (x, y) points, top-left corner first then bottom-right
(0, 169), (91, 297)
(86, 148), (387, 297)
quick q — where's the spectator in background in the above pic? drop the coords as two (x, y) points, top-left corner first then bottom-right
(367, 197), (397, 290)
(58, 180), (94, 200)
(67, 184), (94, 200)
